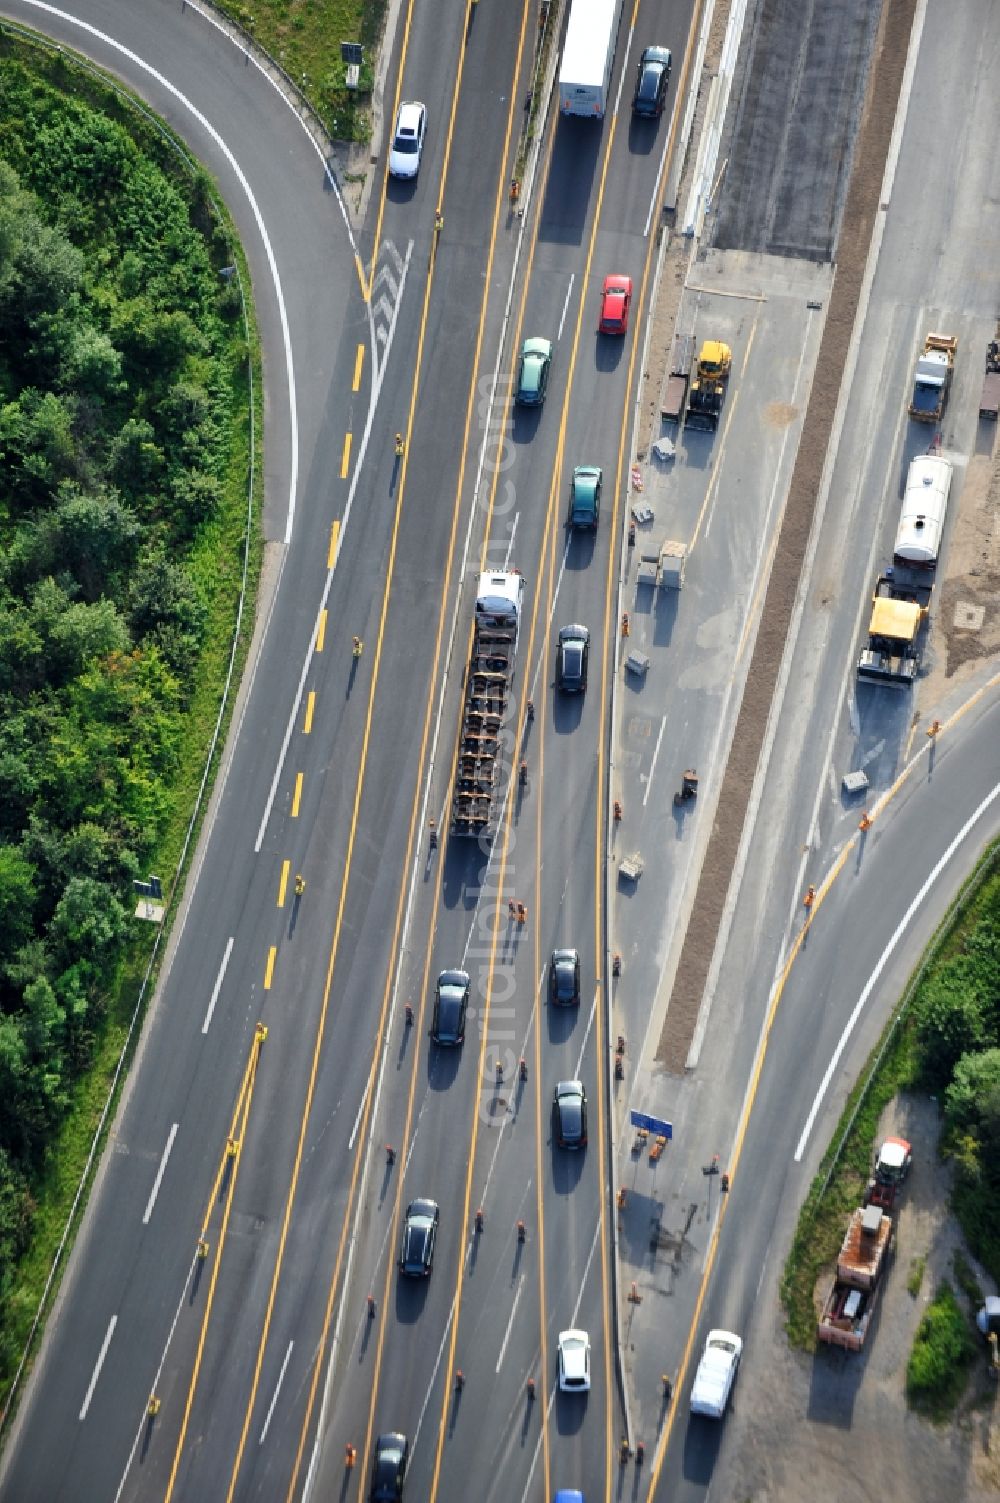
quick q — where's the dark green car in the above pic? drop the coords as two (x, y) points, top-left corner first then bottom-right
(515, 336), (553, 407)
(568, 465), (602, 528)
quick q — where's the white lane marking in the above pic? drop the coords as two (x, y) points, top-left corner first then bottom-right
(258, 1340), (294, 1444)
(254, 241), (414, 852)
(643, 109), (674, 237)
(20, 1), (300, 544)
(202, 937), (234, 1033)
(520, 1219), (602, 1503)
(142, 1124), (178, 1226)
(573, 992), (598, 1081)
(557, 275), (575, 341)
(79, 1316), (116, 1420)
(643, 714), (667, 807)
(504, 514), (520, 571)
(861, 738), (886, 768)
(411, 1294), (457, 1451)
(348, 1056), (379, 1151)
(794, 779), (1000, 1161)
(496, 1275), (526, 1372)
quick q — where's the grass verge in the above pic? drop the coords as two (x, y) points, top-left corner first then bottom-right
(780, 838), (1000, 1391)
(219, 0), (388, 142)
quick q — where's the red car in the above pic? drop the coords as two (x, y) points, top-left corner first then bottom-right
(599, 274), (632, 335)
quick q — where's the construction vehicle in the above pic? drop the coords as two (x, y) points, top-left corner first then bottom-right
(685, 340), (732, 433)
(856, 571), (932, 687)
(908, 332), (957, 424)
(857, 453), (952, 687)
(661, 333), (695, 423)
(893, 453), (952, 567)
(450, 572), (524, 841)
(863, 1136), (912, 1212)
(979, 326), (1000, 422)
(817, 1205), (893, 1352)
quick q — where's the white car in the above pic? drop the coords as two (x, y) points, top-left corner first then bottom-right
(388, 100), (426, 179)
(557, 1329), (591, 1392)
(690, 1329), (742, 1418)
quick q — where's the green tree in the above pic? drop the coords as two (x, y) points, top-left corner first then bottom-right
(0, 844), (37, 968)
(0, 389), (78, 509)
(915, 969), (988, 1090)
(945, 1048), (1000, 1138)
(48, 876), (127, 976)
(46, 485), (141, 601)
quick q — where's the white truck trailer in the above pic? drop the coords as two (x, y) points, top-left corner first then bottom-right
(558, 0), (623, 118)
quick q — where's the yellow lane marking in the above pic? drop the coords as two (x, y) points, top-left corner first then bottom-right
(303, 690), (316, 734)
(282, 15), (536, 1494)
(316, 609), (327, 652)
(327, 520), (340, 570)
(263, 947), (277, 990)
(354, 252), (370, 304)
(278, 860), (291, 907)
(164, 1034), (265, 1502)
(340, 431), (352, 478)
(290, 772), (303, 818)
(352, 343), (364, 391)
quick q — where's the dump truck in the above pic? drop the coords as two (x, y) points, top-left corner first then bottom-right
(817, 1205), (893, 1352)
(908, 332), (957, 423)
(450, 571), (524, 841)
(979, 329), (1000, 422)
(863, 1136), (912, 1213)
(558, 0), (624, 118)
(685, 340), (732, 433)
(661, 332), (695, 423)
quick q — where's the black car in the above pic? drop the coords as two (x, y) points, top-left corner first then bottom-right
(431, 968), (470, 1045)
(399, 1198), (439, 1276)
(370, 1432), (409, 1502)
(557, 624), (590, 693)
(553, 1080), (588, 1149)
(632, 46), (672, 118)
(549, 948), (581, 1006)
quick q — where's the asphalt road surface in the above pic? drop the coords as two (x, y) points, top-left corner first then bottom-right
(2, 1), (1000, 1503)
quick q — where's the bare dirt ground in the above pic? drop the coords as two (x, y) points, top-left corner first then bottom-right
(919, 435), (1000, 709)
(714, 1095), (1000, 1502)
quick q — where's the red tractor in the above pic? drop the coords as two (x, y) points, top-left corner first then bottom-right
(863, 1136), (912, 1213)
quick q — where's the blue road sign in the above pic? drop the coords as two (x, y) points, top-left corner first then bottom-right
(630, 1110), (672, 1140)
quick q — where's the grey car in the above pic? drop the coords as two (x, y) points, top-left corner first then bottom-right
(399, 1199), (439, 1276)
(557, 624), (590, 693)
(431, 969), (470, 1045)
(553, 1080), (588, 1149)
(549, 948), (581, 1006)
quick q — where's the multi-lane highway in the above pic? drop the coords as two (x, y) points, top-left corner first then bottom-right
(2, 1), (1000, 1502)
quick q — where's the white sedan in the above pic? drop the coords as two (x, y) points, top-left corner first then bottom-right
(388, 100), (426, 179)
(690, 1329), (742, 1417)
(557, 1329), (591, 1392)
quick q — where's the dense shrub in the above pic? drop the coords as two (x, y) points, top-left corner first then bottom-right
(906, 1281), (975, 1410)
